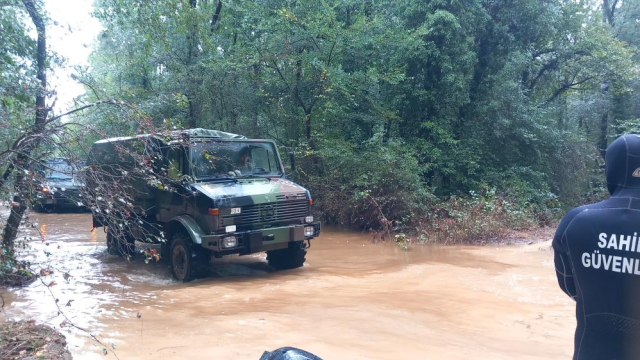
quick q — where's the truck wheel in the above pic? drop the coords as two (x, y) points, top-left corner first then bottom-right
(266, 241), (306, 270)
(106, 229), (135, 257)
(170, 232), (210, 282)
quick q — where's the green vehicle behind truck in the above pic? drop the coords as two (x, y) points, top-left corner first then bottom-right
(85, 128), (320, 281)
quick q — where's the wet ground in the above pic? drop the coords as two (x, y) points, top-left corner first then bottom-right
(0, 213), (575, 359)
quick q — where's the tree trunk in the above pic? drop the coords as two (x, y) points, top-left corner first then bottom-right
(2, 164), (28, 257)
(602, 0), (619, 26)
(292, 59), (314, 147)
(188, 96), (197, 128)
(383, 118), (391, 144)
(211, 0), (222, 34)
(305, 110), (312, 146)
(596, 0), (618, 159)
(0, 162), (15, 193)
(185, 0), (200, 128)
(599, 112), (608, 159)
(2, 0), (48, 255)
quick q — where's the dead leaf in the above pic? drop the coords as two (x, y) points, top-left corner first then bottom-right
(40, 268), (54, 276)
(47, 281), (56, 287)
(65, 300), (74, 307)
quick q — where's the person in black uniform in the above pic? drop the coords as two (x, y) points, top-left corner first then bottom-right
(554, 134), (640, 360)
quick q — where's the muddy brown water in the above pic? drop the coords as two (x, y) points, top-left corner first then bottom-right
(0, 213), (575, 359)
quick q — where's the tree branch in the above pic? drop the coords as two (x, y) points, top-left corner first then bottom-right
(528, 58), (559, 91)
(46, 100), (121, 123)
(546, 76), (594, 103)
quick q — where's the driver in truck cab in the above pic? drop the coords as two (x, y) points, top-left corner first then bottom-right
(237, 146), (253, 174)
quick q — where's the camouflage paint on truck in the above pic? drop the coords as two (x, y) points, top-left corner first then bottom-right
(156, 177), (318, 254)
(86, 128), (320, 281)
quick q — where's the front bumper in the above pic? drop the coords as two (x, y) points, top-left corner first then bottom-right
(201, 222), (321, 254)
(36, 193), (85, 208)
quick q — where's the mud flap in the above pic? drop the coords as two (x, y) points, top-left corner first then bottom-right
(92, 215), (104, 228)
(247, 232), (263, 253)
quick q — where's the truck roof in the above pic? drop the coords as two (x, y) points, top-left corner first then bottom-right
(94, 128), (247, 145)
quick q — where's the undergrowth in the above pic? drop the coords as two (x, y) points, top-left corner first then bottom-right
(415, 189), (540, 244)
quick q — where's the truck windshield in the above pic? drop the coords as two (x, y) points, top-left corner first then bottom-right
(44, 162), (74, 180)
(189, 141), (282, 179)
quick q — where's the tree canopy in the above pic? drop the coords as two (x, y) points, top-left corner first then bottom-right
(3, 0), (640, 233)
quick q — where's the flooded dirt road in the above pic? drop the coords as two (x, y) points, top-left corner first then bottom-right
(0, 213), (575, 359)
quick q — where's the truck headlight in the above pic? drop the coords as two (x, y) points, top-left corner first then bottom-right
(304, 226), (315, 237)
(305, 216), (314, 223)
(223, 236), (237, 248)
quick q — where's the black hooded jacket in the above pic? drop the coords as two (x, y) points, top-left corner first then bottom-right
(554, 134), (640, 360)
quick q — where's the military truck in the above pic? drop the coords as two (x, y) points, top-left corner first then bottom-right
(85, 128), (320, 281)
(33, 158), (86, 212)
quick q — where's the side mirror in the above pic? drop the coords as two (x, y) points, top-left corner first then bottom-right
(180, 176), (191, 188)
(260, 347), (322, 360)
(289, 151), (296, 172)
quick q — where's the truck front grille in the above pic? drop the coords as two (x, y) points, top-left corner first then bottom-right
(221, 199), (309, 227)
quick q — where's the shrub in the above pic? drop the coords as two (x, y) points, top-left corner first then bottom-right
(300, 138), (432, 232)
(416, 188), (537, 244)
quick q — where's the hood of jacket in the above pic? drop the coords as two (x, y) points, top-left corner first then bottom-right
(605, 134), (640, 195)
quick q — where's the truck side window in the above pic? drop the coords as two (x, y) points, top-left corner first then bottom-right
(167, 148), (183, 179)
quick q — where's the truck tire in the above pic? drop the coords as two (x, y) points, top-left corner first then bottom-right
(266, 241), (306, 270)
(170, 232), (210, 282)
(160, 242), (171, 262)
(106, 229), (135, 257)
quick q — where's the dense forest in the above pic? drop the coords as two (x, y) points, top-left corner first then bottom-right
(2, 0), (640, 245)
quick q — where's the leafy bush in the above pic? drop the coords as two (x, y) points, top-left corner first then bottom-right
(300, 138), (432, 231)
(417, 188), (537, 244)
(300, 139), (554, 244)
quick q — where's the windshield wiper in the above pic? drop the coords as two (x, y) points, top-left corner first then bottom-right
(195, 176), (238, 183)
